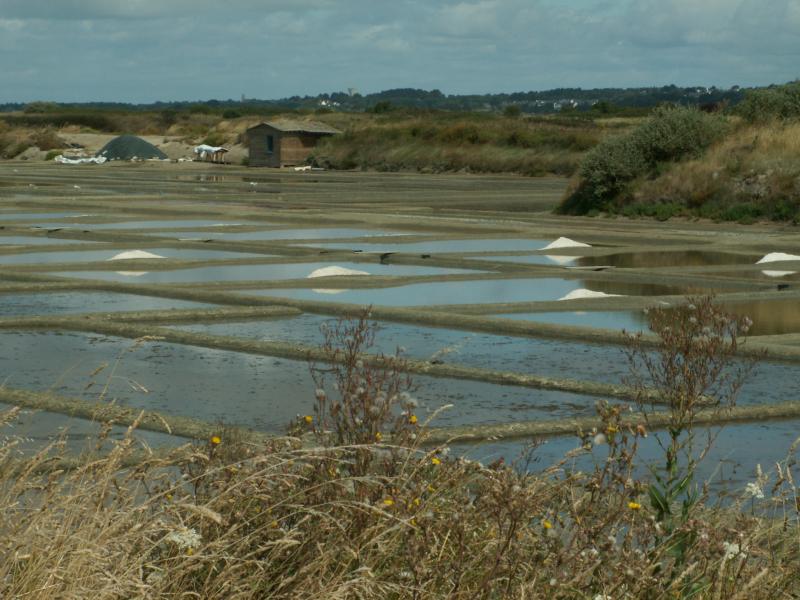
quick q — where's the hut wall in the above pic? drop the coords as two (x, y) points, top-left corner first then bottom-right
(247, 124), (335, 167)
(247, 124), (281, 167)
(278, 134), (320, 166)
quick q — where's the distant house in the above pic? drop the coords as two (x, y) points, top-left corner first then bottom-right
(246, 120), (341, 167)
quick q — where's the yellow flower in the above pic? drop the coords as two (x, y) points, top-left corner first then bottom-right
(543, 520), (553, 530)
(304, 415), (313, 424)
(165, 493), (173, 502)
(210, 435), (221, 445)
(383, 498), (394, 507)
(628, 501), (642, 510)
(410, 517), (417, 526)
(375, 432), (383, 442)
(186, 548), (194, 556)
(427, 485), (435, 493)
(270, 520), (279, 529)
(413, 497), (421, 506)
(409, 415), (418, 425)
(606, 425), (618, 434)
(431, 457), (441, 466)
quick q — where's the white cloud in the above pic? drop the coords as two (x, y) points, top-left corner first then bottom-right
(434, 1), (502, 37)
(0, 0), (332, 20)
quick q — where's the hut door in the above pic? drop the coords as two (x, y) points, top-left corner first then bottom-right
(266, 135), (274, 154)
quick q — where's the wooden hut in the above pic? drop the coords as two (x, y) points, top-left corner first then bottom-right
(246, 120), (340, 167)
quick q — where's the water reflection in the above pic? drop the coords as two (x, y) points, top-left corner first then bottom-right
(719, 299), (800, 336)
(53, 262), (479, 283)
(577, 250), (757, 269)
(0, 248), (265, 265)
(0, 292), (214, 317)
(249, 277), (702, 306)
(303, 238), (549, 254)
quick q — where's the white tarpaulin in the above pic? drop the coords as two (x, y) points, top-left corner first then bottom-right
(54, 155), (107, 165)
(193, 145), (228, 159)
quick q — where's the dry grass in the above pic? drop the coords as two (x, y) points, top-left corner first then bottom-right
(2, 305), (800, 598)
(625, 121), (800, 222)
(310, 113), (610, 176)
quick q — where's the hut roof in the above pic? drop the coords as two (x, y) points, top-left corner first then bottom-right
(250, 120), (341, 135)
(96, 135), (168, 160)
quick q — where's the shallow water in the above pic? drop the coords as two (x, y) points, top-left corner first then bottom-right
(303, 238), (550, 254)
(174, 314), (632, 385)
(173, 315), (800, 409)
(247, 277), (699, 306)
(52, 261), (481, 283)
(0, 235), (102, 246)
(29, 219), (255, 230)
(0, 292), (215, 317)
(0, 212), (91, 221)
(0, 331), (605, 432)
(452, 418), (800, 498)
(0, 404), (183, 453)
(471, 250), (758, 268)
(719, 298), (800, 336)
(497, 299), (800, 337)
(496, 310), (648, 331)
(150, 228), (411, 241)
(576, 250), (758, 269)
(0, 248), (266, 265)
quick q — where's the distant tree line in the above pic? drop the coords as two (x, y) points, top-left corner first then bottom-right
(0, 83), (761, 115)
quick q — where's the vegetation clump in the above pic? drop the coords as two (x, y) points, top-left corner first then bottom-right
(561, 82), (800, 222)
(737, 81), (800, 123)
(559, 106), (727, 215)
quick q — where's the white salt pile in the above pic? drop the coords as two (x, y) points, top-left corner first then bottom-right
(307, 266), (370, 278)
(107, 250), (165, 261)
(756, 252), (800, 264)
(312, 288), (349, 295)
(542, 237), (591, 250)
(558, 289), (622, 301)
(756, 253), (800, 278)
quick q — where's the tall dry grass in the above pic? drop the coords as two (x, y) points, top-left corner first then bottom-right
(628, 121), (800, 221)
(310, 113), (610, 176)
(2, 303), (800, 598)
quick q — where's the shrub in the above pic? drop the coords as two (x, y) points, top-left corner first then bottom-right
(738, 81), (800, 122)
(559, 107), (727, 214)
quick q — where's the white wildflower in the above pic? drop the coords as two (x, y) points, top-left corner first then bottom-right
(315, 388), (326, 400)
(744, 481), (764, 499)
(593, 433), (607, 446)
(722, 541), (742, 561)
(165, 527), (202, 551)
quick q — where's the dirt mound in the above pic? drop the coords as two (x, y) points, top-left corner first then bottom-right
(96, 135), (167, 161)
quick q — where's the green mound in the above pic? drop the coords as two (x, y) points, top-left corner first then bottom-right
(96, 134), (167, 161)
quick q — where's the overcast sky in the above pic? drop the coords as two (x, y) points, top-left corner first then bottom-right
(1, 0), (798, 103)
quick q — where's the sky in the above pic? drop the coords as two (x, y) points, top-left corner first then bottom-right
(0, 0), (798, 103)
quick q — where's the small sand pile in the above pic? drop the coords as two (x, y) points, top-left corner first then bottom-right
(542, 237), (591, 250)
(307, 266), (370, 278)
(107, 250), (166, 261)
(558, 289), (622, 301)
